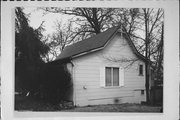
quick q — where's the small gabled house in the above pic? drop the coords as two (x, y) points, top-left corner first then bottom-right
(56, 26), (147, 106)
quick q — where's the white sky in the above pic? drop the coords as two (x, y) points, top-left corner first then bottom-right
(23, 7), (72, 36)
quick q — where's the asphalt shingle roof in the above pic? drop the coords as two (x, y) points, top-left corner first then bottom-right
(56, 26), (146, 61)
(56, 26), (119, 60)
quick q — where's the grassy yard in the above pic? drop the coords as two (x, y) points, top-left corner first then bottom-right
(15, 96), (162, 112)
(62, 103), (161, 112)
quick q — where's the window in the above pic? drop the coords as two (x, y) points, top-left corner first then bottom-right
(139, 64), (143, 75)
(141, 90), (144, 95)
(105, 67), (119, 86)
(100, 65), (124, 87)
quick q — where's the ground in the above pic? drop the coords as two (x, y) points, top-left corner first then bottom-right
(62, 104), (161, 112)
(15, 95), (162, 112)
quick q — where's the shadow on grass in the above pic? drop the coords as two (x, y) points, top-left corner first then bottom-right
(15, 95), (73, 111)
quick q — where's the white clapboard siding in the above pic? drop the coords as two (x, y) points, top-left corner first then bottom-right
(72, 33), (146, 106)
(100, 65), (105, 87)
(119, 67), (124, 86)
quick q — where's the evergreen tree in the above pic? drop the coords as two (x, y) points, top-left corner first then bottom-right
(15, 7), (49, 94)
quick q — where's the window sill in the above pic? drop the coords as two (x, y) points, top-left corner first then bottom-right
(101, 86), (124, 89)
(139, 74), (144, 76)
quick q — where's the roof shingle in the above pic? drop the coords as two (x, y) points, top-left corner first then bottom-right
(56, 26), (119, 60)
(56, 25), (146, 61)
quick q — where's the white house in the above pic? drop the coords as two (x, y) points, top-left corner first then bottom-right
(56, 26), (147, 106)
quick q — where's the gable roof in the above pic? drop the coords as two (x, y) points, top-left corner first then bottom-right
(55, 26), (146, 62)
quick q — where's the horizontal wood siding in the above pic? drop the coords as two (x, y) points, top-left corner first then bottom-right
(73, 33), (146, 106)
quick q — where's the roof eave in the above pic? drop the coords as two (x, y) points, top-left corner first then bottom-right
(71, 27), (120, 59)
(122, 27), (146, 62)
(72, 46), (104, 59)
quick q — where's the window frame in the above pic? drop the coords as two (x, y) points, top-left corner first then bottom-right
(141, 90), (145, 95)
(105, 67), (119, 87)
(139, 64), (144, 76)
(100, 62), (124, 88)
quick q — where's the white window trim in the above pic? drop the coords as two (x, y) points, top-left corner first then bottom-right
(100, 63), (124, 88)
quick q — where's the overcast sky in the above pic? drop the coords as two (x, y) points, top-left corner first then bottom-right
(23, 7), (72, 36)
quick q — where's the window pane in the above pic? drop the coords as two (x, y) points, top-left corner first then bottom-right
(105, 67), (111, 86)
(113, 68), (119, 86)
(141, 90), (144, 95)
(139, 65), (143, 75)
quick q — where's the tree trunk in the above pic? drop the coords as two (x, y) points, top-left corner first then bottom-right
(145, 58), (150, 104)
(144, 8), (150, 104)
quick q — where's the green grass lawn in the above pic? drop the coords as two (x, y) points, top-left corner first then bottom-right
(15, 95), (162, 112)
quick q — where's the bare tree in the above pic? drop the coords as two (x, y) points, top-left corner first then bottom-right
(139, 8), (164, 103)
(153, 23), (163, 81)
(40, 7), (119, 61)
(42, 20), (75, 62)
(42, 7), (117, 40)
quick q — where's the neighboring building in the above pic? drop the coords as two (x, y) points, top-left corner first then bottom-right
(55, 26), (147, 106)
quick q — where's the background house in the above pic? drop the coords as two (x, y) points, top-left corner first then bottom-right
(55, 26), (147, 106)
